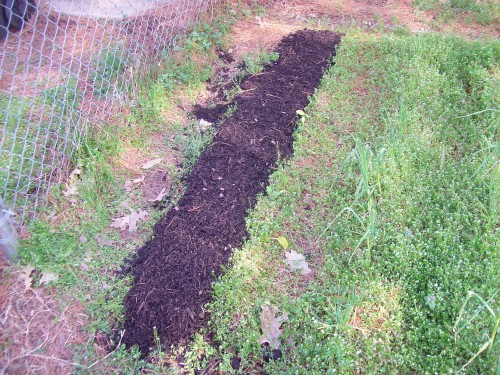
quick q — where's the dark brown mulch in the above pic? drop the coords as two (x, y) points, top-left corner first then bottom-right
(192, 103), (228, 124)
(121, 29), (343, 354)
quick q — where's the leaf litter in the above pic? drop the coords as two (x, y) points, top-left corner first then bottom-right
(19, 266), (58, 288)
(19, 266), (35, 289)
(95, 235), (116, 248)
(141, 158), (163, 170)
(124, 175), (145, 192)
(63, 164), (83, 197)
(39, 271), (58, 285)
(259, 304), (288, 350)
(285, 250), (312, 275)
(147, 187), (167, 202)
(110, 209), (148, 232)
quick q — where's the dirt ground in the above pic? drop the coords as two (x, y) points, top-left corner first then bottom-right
(228, 0), (498, 60)
(0, 0), (210, 94)
(0, 259), (88, 374)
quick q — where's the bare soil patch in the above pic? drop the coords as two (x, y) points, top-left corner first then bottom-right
(231, 0), (498, 49)
(0, 260), (87, 374)
(121, 29), (343, 353)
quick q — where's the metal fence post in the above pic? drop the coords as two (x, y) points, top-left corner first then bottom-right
(0, 199), (19, 262)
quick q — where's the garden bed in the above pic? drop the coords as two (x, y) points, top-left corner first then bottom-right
(122, 29), (343, 353)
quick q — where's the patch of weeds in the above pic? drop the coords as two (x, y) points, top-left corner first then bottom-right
(179, 333), (218, 372)
(42, 75), (80, 116)
(251, 1), (266, 16)
(20, 120), (121, 275)
(91, 43), (127, 97)
(413, 0), (439, 11)
(0, 89), (83, 214)
(209, 31), (500, 373)
(127, 16), (236, 142)
(306, 16), (318, 28)
(175, 119), (216, 174)
(448, 0), (500, 24)
(243, 49), (280, 75)
(159, 58), (213, 93)
(220, 81), (240, 103)
(414, 0), (499, 25)
(16, 117), (153, 369)
(180, 22), (225, 52)
(0, 94), (31, 201)
(224, 103), (237, 119)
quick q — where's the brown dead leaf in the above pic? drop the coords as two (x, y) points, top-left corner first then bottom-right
(110, 216), (129, 231)
(147, 188), (167, 202)
(68, 165), (82, 182)
(141, 158), (163, 169)
(95, 235), (116, 248)
(259, 304), (288, 350)
(63, 164), (83, 196)
(39, 271), (58, 285)
(63, 185), (79, 197)
(19, 266), (35, 289)
(110, 209), (148, 233)
(124, 175), (145, 191)
(128, 210), (148, 232)
(285, 250), (312, 275)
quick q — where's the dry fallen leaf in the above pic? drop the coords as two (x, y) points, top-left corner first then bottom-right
(285, 250), (312, 275)
(110, 209), (148, 233)
(63, 185), (79, 197)
(63, 164), (83, 196)
(124, 175), (145, 192)
(141, 158), (163, 170)
(148, 188), (167, 202)
(259, 304), (288, 350)
(19, 265), (35, 289)
(95, 235), (116, 248)
(39, 271), (58, 285)
(110, 216), (130, 231)
(68, 165), (82, 182)
(128, 210), (148, 232)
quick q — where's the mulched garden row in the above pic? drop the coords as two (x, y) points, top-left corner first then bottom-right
(122, 29), (343, 353)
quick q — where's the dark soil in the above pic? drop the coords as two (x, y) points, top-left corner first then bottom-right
(192, 103), (228, 124)
(122, 30), (343, 354)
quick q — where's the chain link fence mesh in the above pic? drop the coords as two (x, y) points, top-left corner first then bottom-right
(0, 0), (218, 227)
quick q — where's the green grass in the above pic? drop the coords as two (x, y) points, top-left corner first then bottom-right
(91, 43), (127, 98)
(208, 32), (500, 373)
(413, 0), (500, 25)
(243, 49), (280, 75)
(0, 78), (82, 216)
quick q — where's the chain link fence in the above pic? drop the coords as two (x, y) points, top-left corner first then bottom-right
(0, 0), (218, 228)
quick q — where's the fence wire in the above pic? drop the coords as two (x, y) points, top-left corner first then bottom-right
(0, 0), (218, 226)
